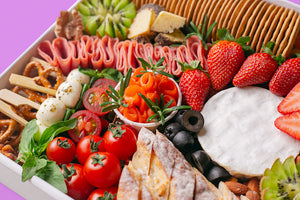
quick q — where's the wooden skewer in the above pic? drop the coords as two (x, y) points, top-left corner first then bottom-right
(0, 89), (40, 110)
(9, 73), (57, 96)
(0, 100), (28, 126)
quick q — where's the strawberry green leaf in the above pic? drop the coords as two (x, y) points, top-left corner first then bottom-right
(235, 36), (250, 45)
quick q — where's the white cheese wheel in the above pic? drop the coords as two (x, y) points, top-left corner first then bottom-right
(56, 80), (82, 108)
(66, 68), (90, 85)
(198, 86), (300, 177)
(36, 98), (66, 126)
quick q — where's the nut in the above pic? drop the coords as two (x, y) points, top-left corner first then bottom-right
(224, 181), (248, 195)
(295, 155), (300, 164)
(247, 177), (260, 195)
(246, 191), (260, 200)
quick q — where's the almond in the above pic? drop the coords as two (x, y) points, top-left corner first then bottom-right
(246, 191), (260, 200)
(224, 181), (248, 195)
(247, 177), (260, 195)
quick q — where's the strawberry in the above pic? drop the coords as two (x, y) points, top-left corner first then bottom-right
(207, 29), (251, 90)
(277, 82), (300, 115)
(274, 111), (300, 141)
(232, 42), (282, 87)
(178, 60), (210, 111)
(269, 57), (300, 96)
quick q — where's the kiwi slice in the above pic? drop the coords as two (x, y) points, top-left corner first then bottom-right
(260, 156), (300, 200)
(77, 0), (136, 39)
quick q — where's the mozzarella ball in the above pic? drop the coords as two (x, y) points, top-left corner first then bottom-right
(36, 98), (66, 126)
(66, 68), (90, 85)
(56, 80), (82, 108)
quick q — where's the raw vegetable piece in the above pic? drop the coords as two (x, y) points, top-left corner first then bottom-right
(82, 87), (110, 116)
(46, 137), (76, 165)
(91, 78), (118, 90)
(68, 110), (102, 143)
(274, 111), (300, 140)
(61, 164), (95, 200)
(103, 122), (137, 160)
(83, 152), (122, 188)
(76, 135), (106, 165)
(88, 187), (117, 200)
(278, 82), (300, 115)
(260, 156), (300, 200)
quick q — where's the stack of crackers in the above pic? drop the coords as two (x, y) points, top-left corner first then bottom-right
(132, 0), (300, 58)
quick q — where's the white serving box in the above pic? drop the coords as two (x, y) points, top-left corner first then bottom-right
(0, 0), (299, 199)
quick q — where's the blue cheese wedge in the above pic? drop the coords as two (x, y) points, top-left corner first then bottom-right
(150, 11), (186, 33)
(198, 86), (300, 178)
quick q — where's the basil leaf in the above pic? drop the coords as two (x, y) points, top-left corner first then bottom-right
(19, 119), (38, 157)
(100, 68), (123, 82)
(22, 156), (47, 182)
(36, 118), (77, 154)
(36, 161), (67, 193)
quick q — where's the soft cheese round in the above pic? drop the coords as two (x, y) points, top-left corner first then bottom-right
(198, 86), (300, 177)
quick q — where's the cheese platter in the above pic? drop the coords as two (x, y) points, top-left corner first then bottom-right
(0, 0), (300, 199)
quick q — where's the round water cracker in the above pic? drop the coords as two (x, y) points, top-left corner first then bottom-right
(169, 0), (178, 14)
(221, 0), (241, 32)
(212, 0), (233, 40)
(192, 0), (207, 26)
(245, 1), (270, 45)
(160, 0), (168, 9)
(250, 4), (276, 51)
(226, 0), (248, 33)
(255, 5), (281, 53)
(174, 1), (182, 15)
(183, 0), (196, 20)
(261, 6), (285, 51)
(132, 0), (140, 9)
(165, 0), (174, 12)
(231, 0), (255, 38)
(176, 0), (188, 17)
(194, 0), (210, 27)
(196, 0), (215, 32)
(241, 1), (266, 38)
(214, 0), (236, 38)
(272, 9), (295, 54)
(277, 12), (299, 58)
(282, 14), (300, 58)
(269, 7), (289, 51)
(205, 0), (224, 41)
(235, 0), (260, 39)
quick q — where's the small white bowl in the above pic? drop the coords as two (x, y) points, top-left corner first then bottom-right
(114, 75), (182, 132)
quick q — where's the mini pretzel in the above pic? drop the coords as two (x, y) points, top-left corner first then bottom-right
(23, 60), (65, 90)
(0, 119), (17, 144)
(12, 86), (47, 104)
(0, 144), (17, 161)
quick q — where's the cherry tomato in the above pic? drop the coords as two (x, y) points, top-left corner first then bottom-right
(61, 164), (95, 200)
(46, 137), (76, 165)
(103, 123), (137, 160)
(83, 152), (121, 188)
(76, 135), (106, 165)
(88, 187), (118, 200)
(91, 78), (117, 90)
(123, 124), (139, 138)
(68, 110), (102, 143)
(83, 87), (110, 116)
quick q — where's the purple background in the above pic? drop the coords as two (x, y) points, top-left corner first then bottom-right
(0, 0), (299, 199)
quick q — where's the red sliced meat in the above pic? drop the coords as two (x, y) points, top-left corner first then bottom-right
(38, 40), (58, 67)
(52, 37), (72, 75)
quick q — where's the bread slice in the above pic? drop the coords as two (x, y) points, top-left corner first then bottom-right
(118, 128), (222, 200)
(117, 165), (140, 200)
(194, 168), (221, 200)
